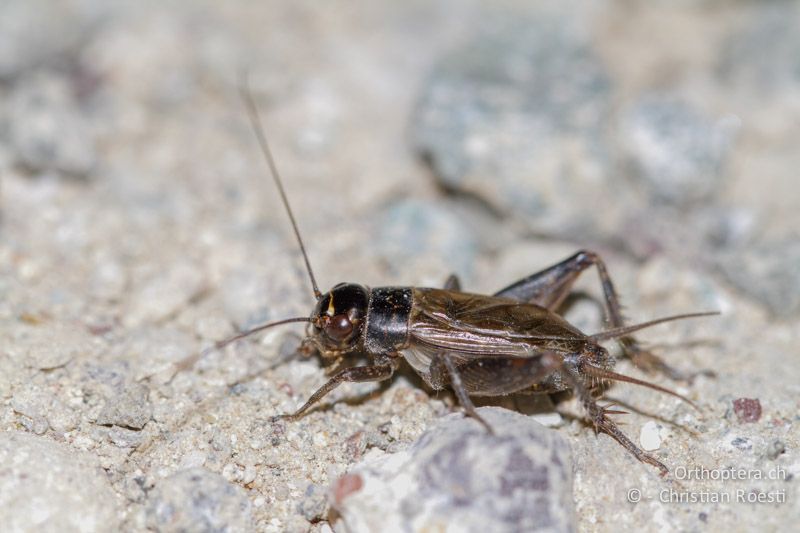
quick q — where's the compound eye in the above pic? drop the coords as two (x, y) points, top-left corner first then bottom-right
(326, 313), (353, 342)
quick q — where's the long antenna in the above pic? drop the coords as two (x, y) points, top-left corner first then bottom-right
(208, 316), (312, 352)
(171, 316), (312, 376)
(240, 75), (322, 300)
(589, 311), (719, 342)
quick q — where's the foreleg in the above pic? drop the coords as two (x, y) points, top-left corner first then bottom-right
(274, 360), (397, 421)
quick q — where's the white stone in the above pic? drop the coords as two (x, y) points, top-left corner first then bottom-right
(639, 421), (663, 451)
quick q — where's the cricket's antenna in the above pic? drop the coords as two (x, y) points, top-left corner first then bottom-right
(170, 316), (312, 378)
(207, 316), (312, 353)
(240, 74), (322, 300)
(589, 311), (719, 342)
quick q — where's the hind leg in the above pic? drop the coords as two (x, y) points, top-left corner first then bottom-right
(443, 273), (461, 291)
(494, 250), (695, 380)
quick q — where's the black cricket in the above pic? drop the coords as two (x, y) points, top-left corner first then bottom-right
(203, 87), (716, 476)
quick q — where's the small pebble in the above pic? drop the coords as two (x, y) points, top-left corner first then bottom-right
(13, 323), (89, 370)
(639, 421), (663, 452)
(298, 483), (329, 522)
(6, 72), (98, 178)
(766, 440), (786, 460)
(332, 473), (364, 507)
(19, 414), (49, 435)
(0, 431), (120, 531)
(730, 437), (752, 451)
(145, 468), (252, 533)
(96, 383), (152, 430)
(108, 425), (144, 448)
(732, 398), (762, 423)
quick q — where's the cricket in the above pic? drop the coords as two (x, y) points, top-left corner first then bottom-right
(196, 85), (717, 477)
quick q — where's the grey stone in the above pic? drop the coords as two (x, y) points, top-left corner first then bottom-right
(4, 72), (98, 178)
(10, 388), (78, 435)
(332, 407), (574, 533)
(730, 437), (752, 451)
(123, 261), (206, 327)
(718, 3), (800, 94)
(717, 236), (800, 316)
(412, 11), (613, 235)
(618, 94), (736, 206)
(11, 322), (90, 370)
(96, 382), (152, 430)
(0, 0), (87, 79)
(108, 425), (145, 448)
(145, 467), (253, 533)
(298, 483), (329, 522)
(0, 431), (120, 532)
(765, 440), (786, 461)
(373, 199), (479, 278)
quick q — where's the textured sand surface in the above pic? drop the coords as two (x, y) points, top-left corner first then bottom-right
(0, 1), (797, 531)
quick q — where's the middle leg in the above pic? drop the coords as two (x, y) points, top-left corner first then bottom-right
(429, 351), (563, 434)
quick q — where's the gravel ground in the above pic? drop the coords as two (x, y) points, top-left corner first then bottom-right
(0, 1), (797, 532)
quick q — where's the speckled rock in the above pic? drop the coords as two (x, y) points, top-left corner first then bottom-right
(297, 483), (329, 523)
(95, 382), (152, 430)
(10, 387), (78, 435)
(124, 261), (207, 327)
(332, 407), (574, 533)
(4, 72), (98, 177)
(8, 322), (92, 370)
(374, 198), (479, 279)
(618, 94), (736, 206)
(717, 237), (800, 316)
(718, 3), (800, 95)
(145, 468), (253, 533)
(0, 431), (121, 533)
(412, 10), (613, 236)
(0, 0), (89, 80)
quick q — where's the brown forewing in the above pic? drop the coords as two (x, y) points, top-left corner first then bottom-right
(403, 288), (591, 395)
(408, 288), (588, 357)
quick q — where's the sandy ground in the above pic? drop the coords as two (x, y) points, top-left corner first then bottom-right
(0, 1), (797, 532)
